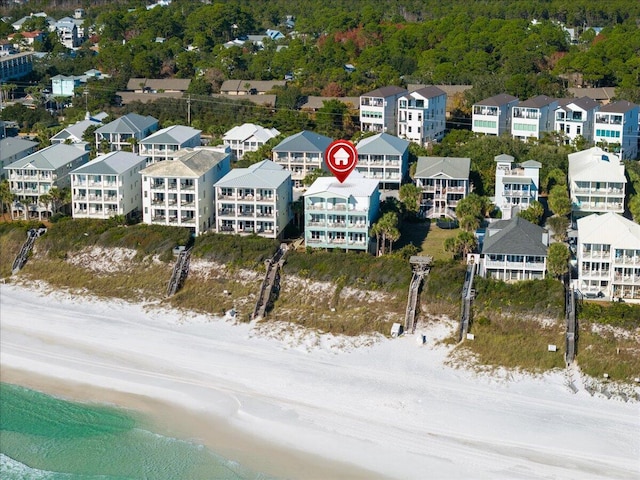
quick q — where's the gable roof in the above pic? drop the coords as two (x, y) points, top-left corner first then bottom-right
(215, 160), (290, 189)
(598, 100), (638, 114)
(406, 86), (446, 100)
(518, 95), (556, 108)
(126, 78), (191, 91)
(50, 112), (107, 142)
(140, 148), (229, 178)
(140, 125), (201, 145)
(304, 170), (378, 198)
(272, 130), (332, 153)
(356, 133), (409, 155)
(556, 96), (599, 112)
(361, 85), (407, 98)
(568, 147), (626, 183)
(0, 137), (38, 161)
(475, 93), (519, 107)
(299, 96), (360, 110)
(72, 151), (147, 175)
(414, 156), (470, 180)
(95, 113), (158, 135)
(482, 217), (548, 256)
(4, 144), (86, 170)
(223, 123), (280, 142)
(220, 80), (286, 94)
(577, 212), (640, 249)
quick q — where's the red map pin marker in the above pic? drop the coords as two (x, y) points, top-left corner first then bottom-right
(325, 139), (358, 183)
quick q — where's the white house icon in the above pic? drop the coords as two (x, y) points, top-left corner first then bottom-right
(333, 147), (350, 166)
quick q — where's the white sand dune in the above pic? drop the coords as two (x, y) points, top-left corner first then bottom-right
(1, 283), (639, 479)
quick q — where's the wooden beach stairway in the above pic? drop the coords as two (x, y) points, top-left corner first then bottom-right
(459, 260), (477, 341)
(565, 285), (578, 366)
(12, 228), (46, 274)
(404, 255), (432, 334)
(166, 247), (192, 297)
(252, 244), (288, 320)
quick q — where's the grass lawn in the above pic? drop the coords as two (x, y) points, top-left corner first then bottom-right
(419, 222), (459, 261)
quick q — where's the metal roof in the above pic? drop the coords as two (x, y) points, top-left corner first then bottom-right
(304, 170), (379, 198)
(4, 144), (87, 170)
(577, 212), (640, 249)
(95, 113), (158, 135)
(414, 156), (470, 180)
(215, 160), (290, 189)
(0, 137), (38, 161)
(356, 133), (409, 155)
(71, 151), (147, 175)
(140, 148), (229, 178)
(482, 217), (548, 256)
(568, 147), (626, 183)
(272, 130), (333, 153)
(140, 125), (201, 145)
(223, 123), (280, 142)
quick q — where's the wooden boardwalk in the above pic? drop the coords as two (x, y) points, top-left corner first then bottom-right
(252, 244), (287, 320)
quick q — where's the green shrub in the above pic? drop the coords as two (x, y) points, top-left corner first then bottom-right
(578, 302), (640, 330)
(193, 232), (279, 268)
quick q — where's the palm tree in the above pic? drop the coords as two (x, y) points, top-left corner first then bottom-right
(0, 180), (14, 219)
(372, 211), (400, 255)
(39, 193), (52, 218)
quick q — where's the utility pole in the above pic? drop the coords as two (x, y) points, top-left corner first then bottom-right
(187, 94), (191, 126)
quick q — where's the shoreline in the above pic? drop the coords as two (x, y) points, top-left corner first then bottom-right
(1, 283), (639, 480)
(0, 367), (379, 480)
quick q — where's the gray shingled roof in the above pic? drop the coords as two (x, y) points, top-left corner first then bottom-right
(517, 95), (556, 108)
(557, 96), (599, 111)
(215, 160), (290, 189)
(361, 85), (407, 98)
(95, 113), (158, 135)
(599, 100), (638, 113)
(140, 148), (229, 178)
(140, 125), (201, 145)
(356, 133), (409, 155)
(71, 151), (147, 175)
(4, 144), (87, 170)
(407, 86), (446, 99)
(272, 130), (333, 153)
(476, 93), (518, 106)
(482, 217), (548, 256)
(414, 156), (470, 179)
(0, 137), (38, 161)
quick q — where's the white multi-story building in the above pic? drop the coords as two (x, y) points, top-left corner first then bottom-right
(355, 133), (409, 190)
(222, 123), (280, 160)
(304, 171), (380, 252)
(140, 147), (231, 235)
(359, 86), (407, 135)
(71, 151), (147, 219)
(214, 160), (292, 239)
(4, 144), (89, 219)
(577, 212), (640, 302)
(138, 125), (201, 165)
(397, 86), (446, 145)
(271, 130), (333, 188)
(0, 137), (38, 180)
(472, 93), (519, 136)
(511, 95), (558, 141)
(95, 113), (159, 152)
(494, 154), (541, 220)
(593, 100), (639, 160)
(414, 156), (471, 219)
(54, 17), (81, 49)
(554, 96), (600, 145)
(568, 147), (626, 218)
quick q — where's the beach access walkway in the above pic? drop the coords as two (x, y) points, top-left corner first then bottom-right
(405, 255), (432, 334)
(12, 228), (46, 275)
(252, 244), (287, 320)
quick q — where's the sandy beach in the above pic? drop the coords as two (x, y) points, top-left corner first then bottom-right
(1, 282), (639, 479)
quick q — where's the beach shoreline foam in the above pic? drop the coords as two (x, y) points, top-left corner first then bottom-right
(1, 283), (639, 479)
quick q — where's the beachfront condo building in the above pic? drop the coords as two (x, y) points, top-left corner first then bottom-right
(577, 212), (640, 302)
(4, 144), (89, 219)
(568, 147), (626, 219)
(139, 125), (202, 165)
(95, 113), (159, 152)
(304, 171), (380, 252)
(140, 146), (231, 236)
(214, 160), (292, 239)
(593, 100), (639, 160)
(271, 130), (333, 189)
(355, 133), (409, 190)
(414, 156), (471, 219)
(71, 151), (148, 220)
(494, 154), (541, 220)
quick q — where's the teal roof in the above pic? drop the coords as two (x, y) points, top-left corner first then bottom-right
(356, 133), (409, 155)
(272, 130), (332, 153)
(4, 144), (87, 170)
(71, 151), (147, 175)
(215, 160), (290, 189)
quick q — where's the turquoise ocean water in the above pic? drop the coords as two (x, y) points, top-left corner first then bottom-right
(0, 383), (271, 480)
